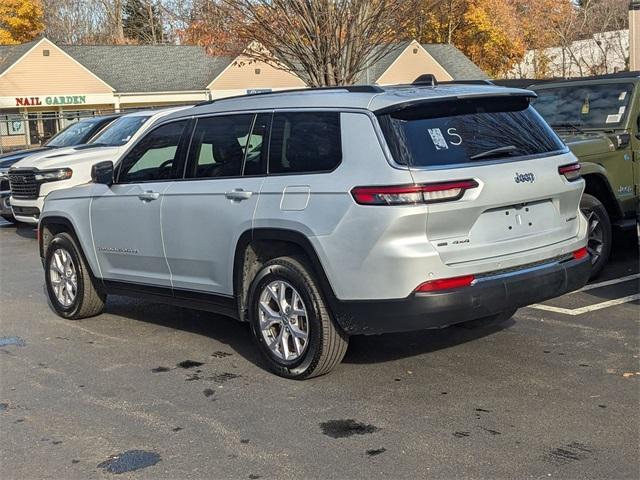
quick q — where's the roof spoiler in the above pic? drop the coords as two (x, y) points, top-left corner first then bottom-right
(374, 90), (537, 116)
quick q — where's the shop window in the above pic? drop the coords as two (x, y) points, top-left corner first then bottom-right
(0, 109), (25, 136)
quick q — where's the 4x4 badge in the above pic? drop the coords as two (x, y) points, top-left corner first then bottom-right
(514, 172), (535, 184)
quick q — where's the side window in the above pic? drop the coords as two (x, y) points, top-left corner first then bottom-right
(243, 113), (271, 176)
(117, 120), (188, 183)
(269, 112), (341, 174)
(187, 114), (254, 179)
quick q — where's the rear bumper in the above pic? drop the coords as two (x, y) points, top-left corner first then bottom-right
(332, 255), (591, 335)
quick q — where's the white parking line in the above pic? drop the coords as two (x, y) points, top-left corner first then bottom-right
(530, 293), (640, 316)
(571, 273), (640, 293)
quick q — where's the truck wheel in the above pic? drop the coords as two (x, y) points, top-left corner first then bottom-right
(458, 309), (517, 329)
(248, 256), (349, 379)
(580, 193), (611, 279)
(44, 232), (105, 319)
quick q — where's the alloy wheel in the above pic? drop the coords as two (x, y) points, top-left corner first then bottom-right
(49, 248), (78, 307)
(258, 280), (309, 362)
(582, 208), (604, 266)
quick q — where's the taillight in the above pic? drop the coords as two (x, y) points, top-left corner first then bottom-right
(558, 163), (581, 181)
(351, 180), (478, 206)
(572, 246), (588, 260)
(415, 275), (475, 292)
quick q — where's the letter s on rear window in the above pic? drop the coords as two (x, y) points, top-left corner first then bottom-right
(377, 97), (566, 168)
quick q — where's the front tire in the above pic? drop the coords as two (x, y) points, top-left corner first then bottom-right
(580, 193), (611, 279)
(44, 232), (105, 319)
(248, 256), (348, 379)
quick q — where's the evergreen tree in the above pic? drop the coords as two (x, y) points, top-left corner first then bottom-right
(123, 0), (162, 44)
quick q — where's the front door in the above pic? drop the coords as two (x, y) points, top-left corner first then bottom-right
(91, 119), (189, 287)
(162, 112), (270, 295)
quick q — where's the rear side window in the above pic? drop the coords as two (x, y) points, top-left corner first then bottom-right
(378, 97), (566, 168)
(187, 114), (254, 178)
(269, 112), (341, 174)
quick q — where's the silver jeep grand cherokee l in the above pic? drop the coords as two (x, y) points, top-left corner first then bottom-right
(38, 85), (590, 379)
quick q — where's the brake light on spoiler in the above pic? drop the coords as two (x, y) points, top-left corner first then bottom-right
(351, 180), (479, 206)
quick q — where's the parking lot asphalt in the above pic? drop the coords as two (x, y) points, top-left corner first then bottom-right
(0, 221), (638, 480)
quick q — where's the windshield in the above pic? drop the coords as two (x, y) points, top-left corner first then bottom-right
(90, 115), (150, 147)
(532, 83), (634, 129)
(378, 97), (565, 168)
(45, 118), (104, 147)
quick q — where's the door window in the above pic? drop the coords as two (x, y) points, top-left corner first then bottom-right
(187, 114), (254, 178)
(268, 112), (341, 174)
(117, 120), (188, 183)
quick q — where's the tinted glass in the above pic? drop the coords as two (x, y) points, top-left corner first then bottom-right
(118, 120), (187, 183)
(378, 98), (565, 167)
(269, 112), (341, 174)
(532, 83), (634, 129)
(243, 113), (271, 176)
(45, 118), (105, 147)
(91, 115), (149, 146)
(188, 114), (254, 178)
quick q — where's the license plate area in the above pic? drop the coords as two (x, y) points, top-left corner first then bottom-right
(471, 200), (558, 242)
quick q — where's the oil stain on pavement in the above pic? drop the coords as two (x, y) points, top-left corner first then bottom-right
(366, 448), (387, 457)
(97, 450), (161, 474)
(177, 360), (204, 369)
(320, 420), (379, 438)
(545, 442), (593, 465)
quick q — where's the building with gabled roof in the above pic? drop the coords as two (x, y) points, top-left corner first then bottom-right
(0, 37), (485, 149)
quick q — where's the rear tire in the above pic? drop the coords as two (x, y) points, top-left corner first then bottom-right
(458, 308), (517, 329)
(44, 232), (105, 319)
(248, 256), (348, 379)
(580, 193), (611, 279)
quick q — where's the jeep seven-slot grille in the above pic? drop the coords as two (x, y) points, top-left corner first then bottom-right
(9, 171), (38, 199)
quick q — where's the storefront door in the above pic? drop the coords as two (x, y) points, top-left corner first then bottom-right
(27, 113), (39, 145)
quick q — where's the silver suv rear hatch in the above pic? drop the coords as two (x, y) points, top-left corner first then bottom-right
(377, 94), (582, 266)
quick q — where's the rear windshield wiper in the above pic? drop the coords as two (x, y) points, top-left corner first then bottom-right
(470, 145), (518, 161)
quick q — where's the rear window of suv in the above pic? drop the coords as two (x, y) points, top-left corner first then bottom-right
(377, 97), (566, 168)
(268, 112), (341, 174)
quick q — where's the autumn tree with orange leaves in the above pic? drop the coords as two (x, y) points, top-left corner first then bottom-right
(0, 0), (44, 44)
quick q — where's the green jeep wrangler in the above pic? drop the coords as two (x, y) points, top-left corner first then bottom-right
(531, 74), (640, 278)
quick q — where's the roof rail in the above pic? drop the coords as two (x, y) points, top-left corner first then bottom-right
(194, 84), (384, 106)
(413, 74), (438, 87)
(439, 79), (495, 86)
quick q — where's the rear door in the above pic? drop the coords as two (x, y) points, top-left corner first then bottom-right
(162, 112), (270, 295)
(377, 96), (582, 266)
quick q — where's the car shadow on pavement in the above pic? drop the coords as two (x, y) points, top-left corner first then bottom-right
(103, 296), (265, 367)
(14, 224), (37, 240)
(343, 319), (515, 365)
(102, 294), (514, 369)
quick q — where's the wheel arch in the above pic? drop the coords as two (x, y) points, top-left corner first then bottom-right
(233, 228), (337, 322)
(580, 169), (622, 221)
(39, 215), (100, 279)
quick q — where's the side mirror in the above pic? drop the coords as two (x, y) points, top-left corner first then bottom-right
(91, 161), (114, 185)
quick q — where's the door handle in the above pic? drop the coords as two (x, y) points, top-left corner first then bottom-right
(138, 191), (160, 201)
(225, 189), (253, 201)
